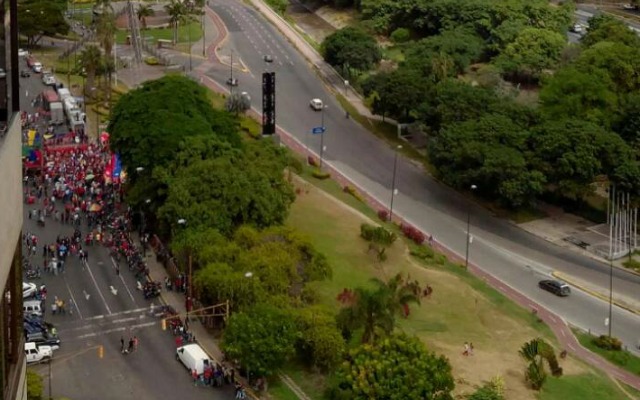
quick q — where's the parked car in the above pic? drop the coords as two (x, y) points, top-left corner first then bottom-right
(176, 344), (212, 375)
(226, 77), (238, 86)
(570, 24), (583, 34)
(310, 98), (324, 111)
(26, 56), (37, 68)
(26, 331), (60, 350)
(20, 69), (31, 78)
(32, 62), (43, 73)
(18, 48), (29, 57)
(24, 342), (52, 364)
(42, 74), (56, 86)
(538, 280), (571, 297)
(23, 282), (37, 298)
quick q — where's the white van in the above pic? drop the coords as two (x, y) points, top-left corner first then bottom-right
(23, 300), (44, 317)
(176, 344), (212, 375)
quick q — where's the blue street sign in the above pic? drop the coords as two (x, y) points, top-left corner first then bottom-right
(311, 126), (326, 134)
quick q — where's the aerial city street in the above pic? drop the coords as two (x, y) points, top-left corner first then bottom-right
(15, 0), (640, 399)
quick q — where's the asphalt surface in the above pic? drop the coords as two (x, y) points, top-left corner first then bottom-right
(200, 0), (640, 353)
(19, 63), (235, 399)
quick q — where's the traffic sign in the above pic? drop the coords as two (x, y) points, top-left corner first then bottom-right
(312, 126), (326, 134)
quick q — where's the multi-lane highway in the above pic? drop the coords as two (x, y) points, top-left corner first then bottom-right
(202, 0), (640, 353)
(19, 65), (235, 399)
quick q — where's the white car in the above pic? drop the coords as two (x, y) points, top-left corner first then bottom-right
(0, 69), (6, 79)
(18, 48), (29, 57)
(310, 98), (324, 111)
(23, 282), (37, 298)
(42, 74), (56, 86)
(570, 24), (583, 34)
(25, 342), (52, 364)
(32, 62), (43, 73)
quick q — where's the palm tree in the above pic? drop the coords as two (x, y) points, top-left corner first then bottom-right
(519, 338), (563, 390)
(137, 4), (155, 30)
(80, 45), (103, 98)
(371, 273), (421, 318)
(350, 286), (395, 344)
(164, 0), (187, 45)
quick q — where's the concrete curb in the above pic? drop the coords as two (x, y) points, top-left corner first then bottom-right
(552, 271), (640, 316)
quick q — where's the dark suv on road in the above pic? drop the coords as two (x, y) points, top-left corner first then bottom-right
(538, 280), (571, 297)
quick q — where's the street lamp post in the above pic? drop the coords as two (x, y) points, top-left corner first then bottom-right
(389, 145), (402, 222)
(319, 104), (327, 169)
(201, 10), (206, 57)
(188, 18), (193, 71)
(66, 39), (71, 84)
(465, 184), (478, 268)
(177, 218), (192, 314)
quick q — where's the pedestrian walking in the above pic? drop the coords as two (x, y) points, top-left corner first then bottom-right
(128, 338), (134, 353)
(463, 342), (469, 356)
(192, 369), (199, 386)
(133, 336), (139, 352)
(120, 337), (125, 354)
(469, 342), (474, 356)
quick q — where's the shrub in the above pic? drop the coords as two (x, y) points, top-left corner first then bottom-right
(622, 258), (640, 271)
(288, 156), (304, 174)
(312, 169), (331, 180)
(410, 246), (435, 260)
(400, 223), (425, 244)
(390, 28), (410, 43)
(593, 335), (622, 351)
(343, 185), (364, 202)
(307, 156), (318, 167)
(435, 254), (447, 265)
(144, 56), (159, 65)
(377, 209), (389, 221)
(360, 223), (397, 246)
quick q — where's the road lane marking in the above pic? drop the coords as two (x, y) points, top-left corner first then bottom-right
(83, 260), (112, 315)
(64, 279), (83, 319)
(85, 307), (148, 321)
(113, 257), (137, 304)
(76, 321), (156, 339)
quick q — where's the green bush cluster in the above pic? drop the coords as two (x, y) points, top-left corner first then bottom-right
(410, 246), (435, 260)
(312, 169), (331, 180)
(343, 185), (364, 202)
(360, 223), (397, 246)
(593, 335), (622, 351)
(622, 258), (640, 271)
(144, 56), (159, 65)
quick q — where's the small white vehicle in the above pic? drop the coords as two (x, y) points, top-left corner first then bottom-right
(23, 282), (37, 298)
(176, 343), (212, 375)
(18, 48), (29, 57)
(25, 342), (53, 364)
(42, 74), (56, 86)
(570, 24), (583, 34)
(310, 98), (324, 111)
(32, 62), (43, 73)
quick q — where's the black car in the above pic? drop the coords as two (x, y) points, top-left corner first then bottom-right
(25, 331), (60, 347)
(20, 70), (31, 78)
(226, 77), (238, 87)
(538, 280), (571, 297)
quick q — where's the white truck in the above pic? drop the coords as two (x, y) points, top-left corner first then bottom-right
(50, 102), (64, 125)
(25, 342), (53, 364)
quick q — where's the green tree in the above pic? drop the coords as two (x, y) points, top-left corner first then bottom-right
(322, 27), (382, 72)
(326, 333), (455, 400)
(583, 15), (640, 48)
(109, 75), (241, 174)
(158, 140), (295, 235)
(362, 69), (430, 121)
(429, 114), (545, 207)
(469, 377), (505, 400)
(530, 119), (610, 199)
(137, 4), (155, 30)
(294, 307), (346, 371)
(222, 305), (297, 377)
(575, 41), (640, 93)
(519, 338), (562, 391)
(494, 28), (565, 82)
(80, 45), (103, 97)
(18, 0), (69, 46)
(164, 0), (188, 44)
(404, 29), (485, 74)
(26, 368), (44, 400)
(225, 92), (251, 115)
(614, 93), (640, 148)
(539, 67), (617, 127)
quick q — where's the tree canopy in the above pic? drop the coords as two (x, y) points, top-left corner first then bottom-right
(326, 333), (455, 400)
(495, 28), (565, 81)
(18, 0), (69, 46)
(322, 27), (382, 72)
(109, 75), (241, 173)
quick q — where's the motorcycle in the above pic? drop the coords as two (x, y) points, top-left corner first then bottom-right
(25, 269), (41, 279)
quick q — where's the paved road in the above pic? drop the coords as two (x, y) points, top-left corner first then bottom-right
(19, 61), (235, 399)
(199, 0), (640, 353)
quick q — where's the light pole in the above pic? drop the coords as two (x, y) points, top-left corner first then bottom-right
(229, 50), (234, 94)
(465, 184), (477, 268)
(66, 39), (71, 85)
(177, 218), (192, 311)
(389, 145), (402, 222)
(319, 103), (328, 169)
(188, 18), (193, 71)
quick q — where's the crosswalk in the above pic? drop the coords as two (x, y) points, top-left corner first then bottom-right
(55, 307), (160, 342)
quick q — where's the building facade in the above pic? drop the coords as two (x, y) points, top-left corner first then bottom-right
(0, 0), (26, 397)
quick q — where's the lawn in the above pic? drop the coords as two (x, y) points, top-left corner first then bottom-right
(573, 329), (640, 376)
(284, 177), (612, 400)
(538, 373), (636, 400)
(115, 22), (202, 45)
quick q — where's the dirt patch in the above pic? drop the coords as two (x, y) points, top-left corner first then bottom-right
(314, 5), (357, 29)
